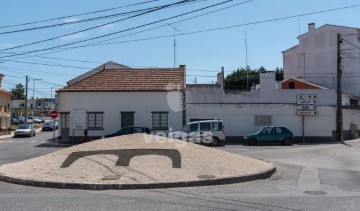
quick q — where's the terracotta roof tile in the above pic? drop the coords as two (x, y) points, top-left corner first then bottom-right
(58, 66), (185, 92)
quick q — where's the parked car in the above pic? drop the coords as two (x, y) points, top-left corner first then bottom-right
(168, 120), (226, 146)
(36, 116), (45, 123)
(17, 116), (32, 124)
(104, 127), (151, 138)
(11, 118), (21, 125)
(28, 116), (42, 124)
(243, 126), (294, 146)
(42, 121), (58, 131)
(14, 124), (36, 137)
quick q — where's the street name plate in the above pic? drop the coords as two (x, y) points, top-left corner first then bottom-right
(297, 110), (317, 116)
(297, 99), (317, 105)
(297, 94), (317, 100)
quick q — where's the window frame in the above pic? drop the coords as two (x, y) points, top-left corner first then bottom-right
(87, 112), (104, 130)
(151, 112), (169, 130)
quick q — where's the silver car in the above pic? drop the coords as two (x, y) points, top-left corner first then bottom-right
(14, 124), (36, 137)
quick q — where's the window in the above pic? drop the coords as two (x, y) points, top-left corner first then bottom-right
(212, 122), (223, 131)
(200, 122), (211, 131)
(87, 112), (103, 129)
(120, 127), (132, 135)
(133, 128), (143, 133)
(189, 123), (198, 132)
(255, 115), (272, 126)
(289, 82), (295, 89)
(275, 127), (283, 134)
(152, 112), (168, 129)
(261, 127), (273, 134)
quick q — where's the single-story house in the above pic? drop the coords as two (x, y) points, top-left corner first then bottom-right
(56, 61), (186, 143)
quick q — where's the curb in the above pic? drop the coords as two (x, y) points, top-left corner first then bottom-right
(0, 165), (276, 190)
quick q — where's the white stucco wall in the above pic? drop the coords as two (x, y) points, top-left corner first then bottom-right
(283, 24), (360, 97)
(187, 103), (337, 137)
(58, 92), (183, 139)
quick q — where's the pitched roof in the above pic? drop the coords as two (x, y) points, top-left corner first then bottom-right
(279, 78), (329, 89)
(67, 61), (131, 86)
(58, 63), (185, 92)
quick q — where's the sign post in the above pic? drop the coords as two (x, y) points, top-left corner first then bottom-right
(297, 94), (318, 143)
(50, 110), (58, 141)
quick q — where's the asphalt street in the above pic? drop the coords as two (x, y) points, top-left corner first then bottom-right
(1, 132), (360, 211)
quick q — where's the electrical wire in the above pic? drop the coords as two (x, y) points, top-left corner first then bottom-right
(0, 0), (245, 58)
(0, 0), (200, 52)
(0, 0), (164, 29)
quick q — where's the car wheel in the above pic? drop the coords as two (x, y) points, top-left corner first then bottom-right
(211, 137), (220, 146)
(283, 138), (292, 146)
(248, 138), (257, 146)
(33, 132), (36, 137)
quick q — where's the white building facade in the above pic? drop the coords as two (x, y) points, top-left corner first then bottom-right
(57, 62), (186, 143)
(186, 72), (360, 142)
(283, 23), (360, 97)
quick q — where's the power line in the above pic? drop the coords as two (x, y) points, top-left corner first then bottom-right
(342, 38), (360, 51)
(0, 0), (164, 29)
(0, 0), (210, 35)
(0, 0), (245, 58)
(21, 2), (358, 56)
(0, 0), (199, 52)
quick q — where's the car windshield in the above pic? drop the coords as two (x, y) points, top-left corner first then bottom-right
(18, 124), (30, 129)
(44, 122), (53, 126)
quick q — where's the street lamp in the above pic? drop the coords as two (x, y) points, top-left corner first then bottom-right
(50, 86), (61, 110)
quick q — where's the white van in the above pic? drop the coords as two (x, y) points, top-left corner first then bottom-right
(169, 120), (226, 146)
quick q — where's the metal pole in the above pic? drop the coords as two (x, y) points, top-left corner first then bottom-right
(336, 33), (343, 141)
(53, 118), (55, 141)
(32, 79), (34, 116)
(51, 87), (52, 110)
(302, 116), (305, 144)
(24, 76), (28, 124)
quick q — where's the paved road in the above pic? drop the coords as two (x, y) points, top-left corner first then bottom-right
(1, 134), (360, 210)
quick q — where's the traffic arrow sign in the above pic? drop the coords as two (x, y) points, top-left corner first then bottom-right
(297, 105), (317, 110)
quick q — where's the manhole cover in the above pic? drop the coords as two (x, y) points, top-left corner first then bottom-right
(303, 191), (327, 195)
(197, 175), (215, 179)
(101, 175), (121, 180)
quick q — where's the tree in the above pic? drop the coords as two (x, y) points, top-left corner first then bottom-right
(224, 66), (283, 90)
(11, 83), (25, 100)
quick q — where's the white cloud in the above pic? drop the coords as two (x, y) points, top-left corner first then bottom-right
(1, 43), (16, 48)
(60, 32), (88, 41)
(98, 24), (116, 34)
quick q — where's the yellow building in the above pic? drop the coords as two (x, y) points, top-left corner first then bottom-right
(0, 74), (12, 130)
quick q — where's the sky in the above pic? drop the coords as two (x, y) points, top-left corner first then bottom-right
(0, 0), (359, 98)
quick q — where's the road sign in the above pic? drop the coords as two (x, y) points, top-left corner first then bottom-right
(50, 110), (58, 119)
(297, 105), (317, 110)
(297, 110), (317, 116)
(296, 94), (317, 100)
(297, 99), (317, 105)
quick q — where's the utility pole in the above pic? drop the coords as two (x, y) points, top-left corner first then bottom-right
(24, 76), (29, 124)
(336, 33), (343, 141)
(167, 23), (183, 68)
(32, 78), (41, 116)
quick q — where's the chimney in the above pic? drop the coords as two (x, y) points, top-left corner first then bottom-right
(0, 73), (3, 89)
(308, 23), (315, 32)
(216, 67), (225, 90)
